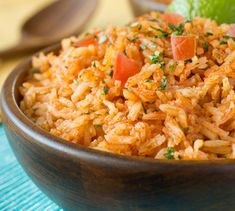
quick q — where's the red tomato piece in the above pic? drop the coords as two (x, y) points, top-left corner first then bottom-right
(227, 24), (235, 37)
(73, 37), (97, 47)
(113, 53), (141, 86)
(171, 35), (196, 61)
(164, 12), (185, 26)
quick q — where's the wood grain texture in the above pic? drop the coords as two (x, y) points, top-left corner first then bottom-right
(2, 45), (235, 210)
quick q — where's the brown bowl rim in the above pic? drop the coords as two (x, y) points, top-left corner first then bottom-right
(2, 43), (235, 167)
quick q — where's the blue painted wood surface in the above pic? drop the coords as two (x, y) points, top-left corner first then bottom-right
(0, 124), (62, 211)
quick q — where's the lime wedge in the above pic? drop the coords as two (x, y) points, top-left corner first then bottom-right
(167, 0), (235, 24)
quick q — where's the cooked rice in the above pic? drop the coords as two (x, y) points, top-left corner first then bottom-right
(20, 12), (235, 160)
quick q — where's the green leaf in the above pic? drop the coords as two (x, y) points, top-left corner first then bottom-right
(168, 23), (184, 35)
(142, 103), (147, 114)
(220, 40), (227, 45)
(102, 86), (109, 95)
(202, 42), (209, 51)
(157, 77), (167, 91)
(204, 32), (213, 37)
(164, 147), (175, 159)
(145, 79), (154, 83)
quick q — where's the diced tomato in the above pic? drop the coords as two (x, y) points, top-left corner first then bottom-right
(113, 53), (141, 86)
(163, 12), (185, 26)
(227, 24), (235, 37)
(171, 35), (196, 61)
(73, 36), (97, 47)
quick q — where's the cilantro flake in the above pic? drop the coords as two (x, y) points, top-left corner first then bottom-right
(202, 42), (209, 51)
(168, 23), (184, 36)
(157, 77), (167, 91)
(164, 147), (175, 159)
(102, 86), (109, 95)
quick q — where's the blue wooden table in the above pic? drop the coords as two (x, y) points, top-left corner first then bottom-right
(0, 124), (62, 210)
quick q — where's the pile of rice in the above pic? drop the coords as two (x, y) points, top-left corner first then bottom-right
(20, 12), (235, 160)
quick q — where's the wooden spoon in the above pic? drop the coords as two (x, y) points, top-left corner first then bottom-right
(0, 0), (98, 58)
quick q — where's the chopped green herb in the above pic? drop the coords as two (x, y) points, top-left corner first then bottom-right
(92, 62), (96, 68)
(145, 79), (154, 83)
(140, 44), (147, 50)
(220, 40), (227, 45)
(168, 23), (184, 36)
(123, 49), (127, 56)
(102, 86), (109, 95)
(150, 25), (159, 31)
(204, 32), (213, 37)
(149, 26), (169, 38)
(159, 61), (165, 68)
(28, 67), (39, 74)
(142, 103), (147, 114)
(223, 35), (231, 40)
(148, 18), (158, 22)
(127, 37), (138, 42)
(73, 79), (78, 84)
(99, 34), (108, 44)
(109, 70), (113, 77)
(168, 64), (175, 72)
(137, 24), (142, 30)
(202, 42), (209, 51)
(94, 124), (102, 128)
(184, 127), (190, 133)
(157, 77), (167, 91)
(150, 52), (162, 64)
(164, 147), (175, 160)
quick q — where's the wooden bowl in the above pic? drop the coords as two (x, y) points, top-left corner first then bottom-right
(2, 44), (235, 210)
(129, 0), (170, 17)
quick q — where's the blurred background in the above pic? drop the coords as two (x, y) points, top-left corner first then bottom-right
(0, 0), (134, 89)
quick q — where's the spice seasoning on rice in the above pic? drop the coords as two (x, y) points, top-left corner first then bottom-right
(20, 12), (235, 160)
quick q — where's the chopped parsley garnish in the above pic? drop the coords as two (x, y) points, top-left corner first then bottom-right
(73, 79), (78, 84)
(94, 124), (102, 128)
(148, 18), (158, 22)
(29, 67), (39, 74)
(184, 127), (190, 133)
(150, 52), (162, 64)
(157, 77), (167, 91)
(204, 32), (213, 37)
(142, 103), (147, 114)
(145, 79), (154, 83)
(202, 42), (209, 51)
(140, 44), (147, 50)
(99, 34), (108, 44)
(164, 147), (175, 159)
(168, 23), (184, 35)
(223, 35), (231, 39)
(123, 49), (127, 56)
(168, 64), (175, 72)
(220, 40), (227, 45)
(102, 86), (109, 95)
(150, 52), (165, 68)
(127, 37), (138, 42)
(156, 28), (169, 39)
